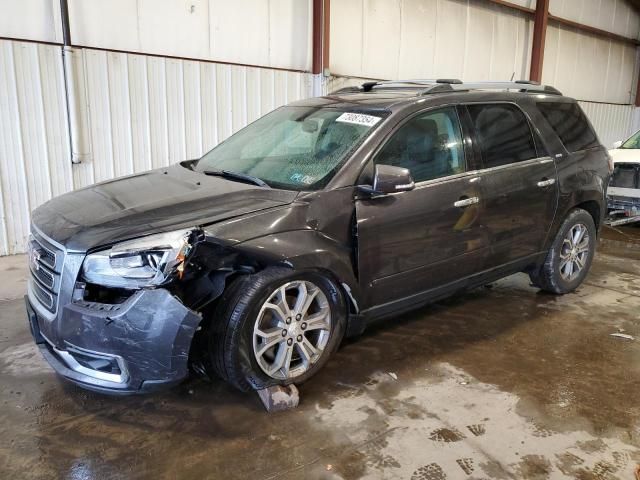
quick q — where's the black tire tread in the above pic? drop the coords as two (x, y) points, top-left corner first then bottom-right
(209, 267), (345, 392)
(530, 208), (596, 295)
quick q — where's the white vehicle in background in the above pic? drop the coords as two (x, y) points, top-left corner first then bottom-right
(608, 130), (640, 225)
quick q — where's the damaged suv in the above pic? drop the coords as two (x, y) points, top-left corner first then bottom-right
(26, 80), (609, 394)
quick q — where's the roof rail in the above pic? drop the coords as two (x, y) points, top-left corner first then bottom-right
(448, 81), (562, 95)
(330, 78), (462, 95)
(330, 78), (562, 96)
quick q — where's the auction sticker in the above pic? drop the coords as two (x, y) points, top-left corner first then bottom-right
(336, 112), (382, 127)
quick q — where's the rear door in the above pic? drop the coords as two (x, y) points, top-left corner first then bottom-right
(465, 103), (559, 267)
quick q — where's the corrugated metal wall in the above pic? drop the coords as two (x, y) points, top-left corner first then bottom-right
(0, 39), (313, 255)
(67, 0), (313, 71)
(578, 101), (636, 148)
(0, 40), (70, 256)
(542, 23), (638, 104)
(330, 0), (639, 105)
(330, 0), (533, 83)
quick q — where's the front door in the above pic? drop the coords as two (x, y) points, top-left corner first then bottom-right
(464, 103), (559, 267)
(355, 106), (488, 308)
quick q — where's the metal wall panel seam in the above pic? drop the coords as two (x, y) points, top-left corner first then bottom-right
(161, 57), (170, 168)
(4, 42), (31, 254)
(142, 55), (152, 171)
(0, 43), (15, 254)
(39, 43), (72, 198)
(71, 47), (95, 189)
(15, 43), (52, 211)
(33, 44), (55, 205)
(198, 61), (205, 155)
(123, 53), (136, 176)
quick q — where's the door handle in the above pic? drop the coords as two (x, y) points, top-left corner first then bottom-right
(537, 178), (556, 187)
(454, 196), (479, 208)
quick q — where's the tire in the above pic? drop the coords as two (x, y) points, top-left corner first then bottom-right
(208, 267), (347, 391)
(529, 208), (597, 294)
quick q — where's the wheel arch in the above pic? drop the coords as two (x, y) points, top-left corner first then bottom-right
(232, 230), (362, 315)
(573, 199), (601, 232)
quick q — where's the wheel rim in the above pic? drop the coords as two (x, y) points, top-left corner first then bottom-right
(559, 223), (590, 282)
(252, 280), (332, 380)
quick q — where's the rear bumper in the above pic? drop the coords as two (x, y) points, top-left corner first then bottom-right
(26, 288), (201, 395)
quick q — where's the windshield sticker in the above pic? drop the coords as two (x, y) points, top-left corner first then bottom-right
(336, 112), (382, 127)
(290, 173), (315, 185)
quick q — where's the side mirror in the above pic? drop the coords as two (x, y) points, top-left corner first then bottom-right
(361, 164), (415, 195)
(612, 140), (623, 149)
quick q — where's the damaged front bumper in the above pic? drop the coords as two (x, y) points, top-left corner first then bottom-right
(26, 288), (201, 395)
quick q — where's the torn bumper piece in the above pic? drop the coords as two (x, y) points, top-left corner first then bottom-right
(26, 288), (201, 395)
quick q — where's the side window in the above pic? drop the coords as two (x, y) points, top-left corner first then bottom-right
(374, 107), (465, 183)
(467, 103), (538, 168)
(537, 102), (599, 152)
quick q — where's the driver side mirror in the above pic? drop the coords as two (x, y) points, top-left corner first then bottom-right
(612, 140), (623, 149)
(360, 164), (415, 196)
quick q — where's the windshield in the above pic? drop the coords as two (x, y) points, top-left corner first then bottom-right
(194, 106), (386, 190)
(621, 130), (640, 149)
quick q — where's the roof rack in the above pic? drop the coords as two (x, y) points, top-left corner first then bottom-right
(448, 81), (562, 95)
(330, 79), (562, 96)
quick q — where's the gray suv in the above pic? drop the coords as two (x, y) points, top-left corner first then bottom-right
(25, 79), (610, 394)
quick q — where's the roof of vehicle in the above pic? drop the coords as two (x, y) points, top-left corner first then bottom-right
(289, 79), (575, 112)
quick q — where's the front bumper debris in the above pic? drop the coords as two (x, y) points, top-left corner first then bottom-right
(26, 288), (201, 395)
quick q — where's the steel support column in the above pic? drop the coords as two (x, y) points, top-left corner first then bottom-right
(312, 0), (324, 74)
(529, 0), (550, 83)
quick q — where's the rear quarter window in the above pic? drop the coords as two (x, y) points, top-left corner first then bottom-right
(537, 102), (599, 153)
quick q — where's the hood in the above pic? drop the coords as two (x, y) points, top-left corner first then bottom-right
(609, 148), (640, 164)
(31, 164), (298, 252)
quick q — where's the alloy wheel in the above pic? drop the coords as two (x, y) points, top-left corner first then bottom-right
(559, 223), (590, 281)
(252, 280), (332, 380)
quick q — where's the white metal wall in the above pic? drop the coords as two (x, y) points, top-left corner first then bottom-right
(542, 24), (638, 104)
(0, 0), (63, 43)
(68, 0), (313, 71)
(330, 0), (533, 83)
(330, 0), (639, 105)
(578, 101), (636, 148)
(0, 0), (313, 72)
(0, 40), (70, 256)
(0, 39), (313, 255)
(550, 0), (640, 37)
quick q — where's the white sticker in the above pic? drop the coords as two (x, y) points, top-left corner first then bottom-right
(336, 112), (382, 127)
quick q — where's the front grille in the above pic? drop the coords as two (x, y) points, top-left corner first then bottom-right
(32, 264), (54, 289)
(32, 280), (55, 309)
(29, 230), (65, 313)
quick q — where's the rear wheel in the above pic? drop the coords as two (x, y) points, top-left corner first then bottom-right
(530, 208), (596, 294)
(209, 268), (346, 391)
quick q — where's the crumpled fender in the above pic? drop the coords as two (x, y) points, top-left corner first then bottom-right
(233, 229), (362, 309)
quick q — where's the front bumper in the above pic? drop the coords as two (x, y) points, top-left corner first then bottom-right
(26, 288), (201, 395)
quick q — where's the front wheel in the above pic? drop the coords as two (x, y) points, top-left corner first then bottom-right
(209, 268), (346, 391)
(529, 208), (597, 294)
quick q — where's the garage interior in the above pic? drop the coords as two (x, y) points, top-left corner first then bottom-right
(1, 0), (640, 479)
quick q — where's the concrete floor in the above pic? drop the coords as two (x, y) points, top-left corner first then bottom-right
(1, 227), (639, 480)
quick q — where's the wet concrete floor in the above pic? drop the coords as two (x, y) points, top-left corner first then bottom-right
(1, 226), (639, 479)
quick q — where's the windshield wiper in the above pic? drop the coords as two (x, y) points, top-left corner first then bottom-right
(202, 169), (270, 188)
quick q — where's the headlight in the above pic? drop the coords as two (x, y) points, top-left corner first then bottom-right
(82, 229), (193, 288)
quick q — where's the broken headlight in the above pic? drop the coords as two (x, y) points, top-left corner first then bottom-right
(82, 229), (193, 289)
